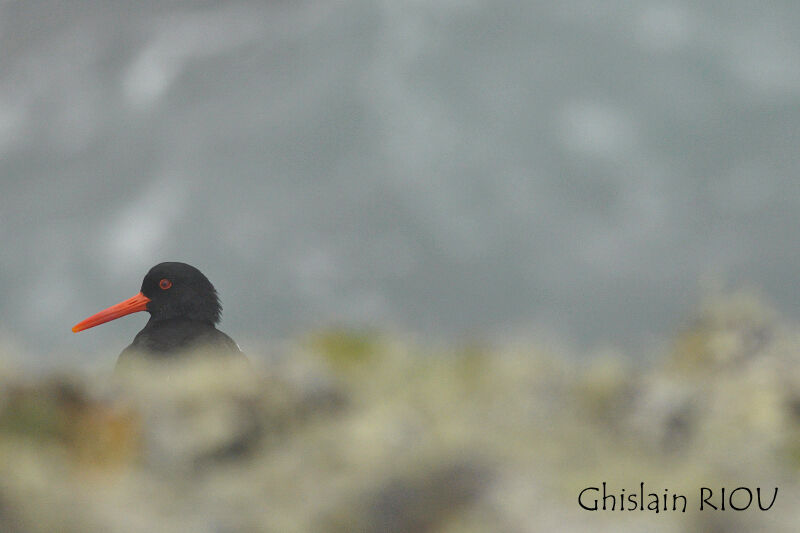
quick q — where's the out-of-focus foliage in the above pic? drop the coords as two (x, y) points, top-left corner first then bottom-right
(1, 292), (799, 532)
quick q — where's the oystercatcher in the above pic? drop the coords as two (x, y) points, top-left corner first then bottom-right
(73, 262), (243, 364)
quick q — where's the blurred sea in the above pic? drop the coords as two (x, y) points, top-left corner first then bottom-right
(1, 1), (799, 364)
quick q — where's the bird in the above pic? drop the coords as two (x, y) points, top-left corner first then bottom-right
(72, 262), (244, 366)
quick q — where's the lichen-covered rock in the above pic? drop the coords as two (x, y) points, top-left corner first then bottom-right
(1, 293), (800, 531)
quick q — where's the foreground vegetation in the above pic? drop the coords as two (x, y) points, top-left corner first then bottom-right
(1, 291), (799, 532)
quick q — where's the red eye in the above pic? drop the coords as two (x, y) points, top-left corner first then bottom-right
(159, 278), (172, 290)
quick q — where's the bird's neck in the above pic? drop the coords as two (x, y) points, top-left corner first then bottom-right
(145, 316), (215, 329)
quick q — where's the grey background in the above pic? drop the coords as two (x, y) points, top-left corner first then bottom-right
(1, 1), (799, 363)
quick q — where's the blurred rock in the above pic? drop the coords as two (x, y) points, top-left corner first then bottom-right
(1, 295), (800, 531)
(0, 377), (139, 469)
(361, 462), (488, 533)
(669, 290), (777, 372)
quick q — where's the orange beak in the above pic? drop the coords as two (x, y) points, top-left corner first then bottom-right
(72, 292), (151, 333)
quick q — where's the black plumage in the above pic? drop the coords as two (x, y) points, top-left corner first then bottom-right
(73, 262), (244, 365)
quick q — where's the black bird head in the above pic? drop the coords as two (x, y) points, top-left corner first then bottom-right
(72, 262), (222, 333)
